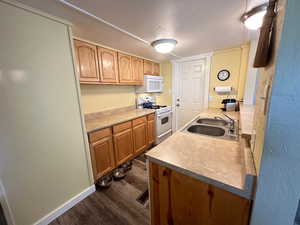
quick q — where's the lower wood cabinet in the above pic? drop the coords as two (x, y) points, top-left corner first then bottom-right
(88, 113), (155, 182)
(113, 128), (134, 165)
(149, 162), (252, 225)
(147, 114), (155, 145)
(132, 117), (148, 154)
(89, 129), (115, 181)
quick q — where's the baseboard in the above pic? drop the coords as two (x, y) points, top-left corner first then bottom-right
(34, 185), (95, 225)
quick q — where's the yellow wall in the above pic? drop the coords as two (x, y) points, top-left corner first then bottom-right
(154, 62), (172, 105)
(209, 44), (250, 108)
(80, 85), (136, 114)
(252, 0), (286, 172)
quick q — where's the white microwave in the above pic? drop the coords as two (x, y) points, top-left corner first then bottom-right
(135, 75), (164, 93)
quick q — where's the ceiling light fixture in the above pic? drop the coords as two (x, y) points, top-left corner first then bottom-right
(151, 39), (178, 54)
(241, 3), (268, 30)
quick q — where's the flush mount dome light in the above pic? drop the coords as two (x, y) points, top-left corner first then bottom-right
(151, 39), (178, 54)
(241, 3), (268, 30)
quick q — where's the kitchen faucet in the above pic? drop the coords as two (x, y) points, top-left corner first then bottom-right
(222, 113), (235, 131)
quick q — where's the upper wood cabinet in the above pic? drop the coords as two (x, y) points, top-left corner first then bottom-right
(153, 62), (160, 76)
(144, 60), (160, 76)
(74, 39), (159, 84)
(143, 60), (153, 75)
(97, 47), (119, 84)
(131, 56), (144, 84)
(74, 40), (100, 83)
(118, 53), (133, 84)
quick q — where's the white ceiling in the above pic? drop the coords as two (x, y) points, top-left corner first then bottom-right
(16, 0), (267, 62)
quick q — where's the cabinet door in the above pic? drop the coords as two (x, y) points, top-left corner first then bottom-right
(113, 128), (134, 165)
(74, 40), (100, 83)
(143, 60), (153, 75)
(98, 47), (119, 83)
(131, 56), (144, 84)
(153, 63), (160, 76)
(133, 122), (148, 154)
(147, 117), (155, 145)
(149, 162), (251, 225)
(118, 52), (133, 83)
(90, 136), (115, 181)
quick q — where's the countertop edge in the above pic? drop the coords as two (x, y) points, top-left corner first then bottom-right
(146, 155), (253, 200)
(85, 110), (156, 133)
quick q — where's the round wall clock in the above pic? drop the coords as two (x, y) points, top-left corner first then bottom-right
(217, 70), (230, 81)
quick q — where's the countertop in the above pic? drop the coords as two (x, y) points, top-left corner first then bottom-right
(84, 106), (155, 133)
(146, 108), (256, 199)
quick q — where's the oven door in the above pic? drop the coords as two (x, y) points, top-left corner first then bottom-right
(156, 111), (172, 135)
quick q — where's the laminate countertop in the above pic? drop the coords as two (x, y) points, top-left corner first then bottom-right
(84, 106), (156, 133)
(146, 108), (256, 199)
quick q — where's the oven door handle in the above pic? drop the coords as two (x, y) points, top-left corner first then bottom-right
(157, 129), (172, 138)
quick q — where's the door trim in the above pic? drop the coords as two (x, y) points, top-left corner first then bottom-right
(171, 52), (212, 131)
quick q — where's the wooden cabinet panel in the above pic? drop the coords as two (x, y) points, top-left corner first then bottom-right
(147, 113), (155, 121)
(74, 40), (100, 83)
(113, 121), (132, 133)
(149, 162), (252, 225)
(147, 114), (155, 145)
(143, 60), (153, 75)
(88, 128), (112, 143)
(90, 136), (115, 181)
(132, 116), (147, 127)
(113, 128), (134, 165)
(133, 122), (148, 154)
(97, 47), (119, 83)
(131, 56), (144, 84)
(118, 53), (133, 83)
(153, 62), (160, 76)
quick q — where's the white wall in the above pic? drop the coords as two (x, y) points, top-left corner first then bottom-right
(243, 40), (260, 105)
(0, 1), (92, 224)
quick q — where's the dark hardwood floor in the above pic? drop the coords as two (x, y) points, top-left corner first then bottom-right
(50, 159), (150, 225)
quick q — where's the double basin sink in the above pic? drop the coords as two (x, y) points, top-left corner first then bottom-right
(183, 117), (239, 141)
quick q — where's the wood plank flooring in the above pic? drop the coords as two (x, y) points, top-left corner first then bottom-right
(50, 159), (150, 225)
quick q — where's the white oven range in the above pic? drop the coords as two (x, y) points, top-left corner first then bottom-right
(137, 96), (172, 145)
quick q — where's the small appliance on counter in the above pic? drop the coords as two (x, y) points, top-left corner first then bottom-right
(221, 99), (239, 112)
(137, 96), (172, 144)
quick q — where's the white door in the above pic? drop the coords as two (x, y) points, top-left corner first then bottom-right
(175, 60), (207, 129)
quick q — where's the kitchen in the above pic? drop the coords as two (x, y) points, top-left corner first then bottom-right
(1, 0), (300, 225)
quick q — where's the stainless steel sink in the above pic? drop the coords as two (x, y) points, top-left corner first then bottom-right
(196, 118), (228, 126)
(183, 116), (239, 141)
(187, 125), (225, 136)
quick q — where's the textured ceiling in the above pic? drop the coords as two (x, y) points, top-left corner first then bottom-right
(16, 0), (267, 62)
